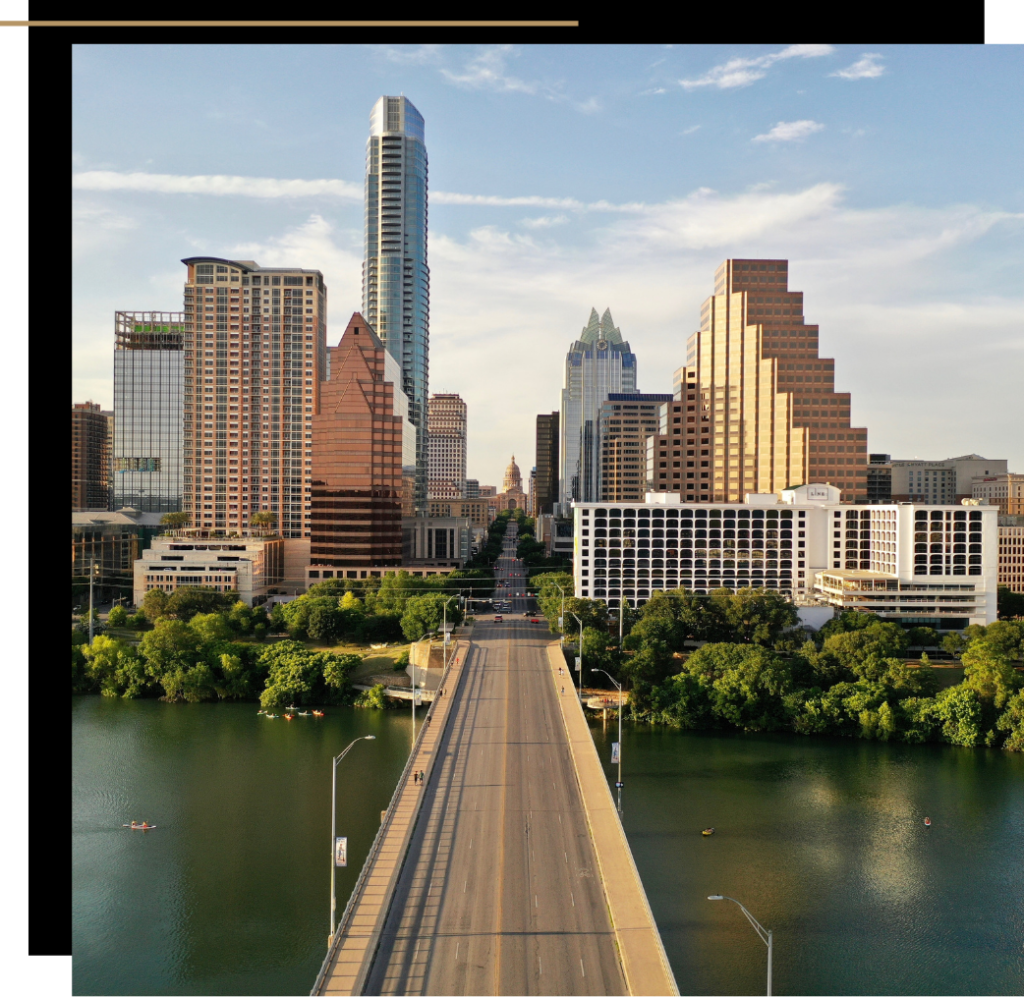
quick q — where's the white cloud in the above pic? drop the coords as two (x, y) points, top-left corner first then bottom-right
(640, 87), (667, 95)
(375, 44), (443, 65)
(72, 202), (138, 258)
(440, 45), (600, 112)
(681, 124), (701, 135)
(72, 170), (362, 200)
(753, 120), (825, 143)
(831, 53), (885, 80)
(680, 44), (834, 90)
(520, 214), (569, 229)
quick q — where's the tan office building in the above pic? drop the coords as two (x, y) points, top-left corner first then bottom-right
(998, 515), (1024, 593)
(427, 393), (467, 499)
(180, 257), (327, 540)
(973, 473), (1024, 516)
(675, 259), (868, 503)
(72, 402), (112, 511)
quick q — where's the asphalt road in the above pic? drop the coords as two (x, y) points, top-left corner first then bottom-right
(492, 520), (535, 616)
(363, 613), (625, 995)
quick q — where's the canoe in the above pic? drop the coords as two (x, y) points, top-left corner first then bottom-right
(123, 824), (156, 830)
(702, 827), (715, 836)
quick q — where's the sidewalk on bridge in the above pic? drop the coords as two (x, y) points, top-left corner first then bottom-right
(313, 634), (472, 997)
(547, 642), (679, 997)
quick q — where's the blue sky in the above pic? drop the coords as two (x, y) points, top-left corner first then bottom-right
(72, 43), (1024, 488)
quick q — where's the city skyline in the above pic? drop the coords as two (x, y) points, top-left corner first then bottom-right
(72, 44), (1024, 488)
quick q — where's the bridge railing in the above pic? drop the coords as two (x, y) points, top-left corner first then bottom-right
(309, 636), (464, 996)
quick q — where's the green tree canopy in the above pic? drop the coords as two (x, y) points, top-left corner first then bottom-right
(189, 612), (234, 644)
(821, 623), (909, 678)
(400, 594), (464, 641)
(140, 587), (169, 622)
(710, 587), (799, 646)
(160, 511), (191, 529)
(107, 604), (128, 628)
(164, 586), (237, 622)
(81, 635), (150, 699)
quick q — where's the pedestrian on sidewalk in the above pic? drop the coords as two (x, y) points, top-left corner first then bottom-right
(561, 686), (565, 695)
(419, 770), (425, 784)
(413, 771), (418, 785)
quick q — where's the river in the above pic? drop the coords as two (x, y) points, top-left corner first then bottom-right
(73, 697), (1024, 995)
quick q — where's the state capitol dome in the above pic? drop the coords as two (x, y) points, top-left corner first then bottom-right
(503, 455), (523, 493)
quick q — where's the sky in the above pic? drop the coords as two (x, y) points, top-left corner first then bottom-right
(71, 43), (1024, 489)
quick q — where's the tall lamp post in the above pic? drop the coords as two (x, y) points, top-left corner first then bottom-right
(550, 581), (567, 648)
(591, 667), (624, 814)
(569, 611), (584, 700)
(707, 895), (773, 996)
(329, 735), (376, 946)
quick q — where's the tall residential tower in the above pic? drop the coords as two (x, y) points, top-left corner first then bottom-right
(180, 257), (327, 538)
(362, 96), (430, 510)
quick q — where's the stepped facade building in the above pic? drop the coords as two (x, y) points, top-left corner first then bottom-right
(669, 259), (868, 503)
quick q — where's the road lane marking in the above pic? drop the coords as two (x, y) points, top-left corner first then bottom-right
(581, 958), (585, 978)
(463, 879), (467, 893)
(455, 941), (459, 961)
(571, 891), (575, 906)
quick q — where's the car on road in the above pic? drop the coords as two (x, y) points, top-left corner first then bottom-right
(494, 615), (502, 622)
(530, 618), (539, 624)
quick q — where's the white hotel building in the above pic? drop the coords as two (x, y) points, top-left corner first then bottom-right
(572, 484), (998, 629)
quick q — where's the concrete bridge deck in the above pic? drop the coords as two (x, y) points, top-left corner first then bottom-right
(312, 619), (677, 997)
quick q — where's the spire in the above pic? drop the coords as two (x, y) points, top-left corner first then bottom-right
(580, 307), (602, 343)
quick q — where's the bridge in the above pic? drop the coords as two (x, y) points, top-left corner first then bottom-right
(311, 524), (677, 996)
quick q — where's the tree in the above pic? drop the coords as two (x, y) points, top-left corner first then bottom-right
(975, 621), (1024, 660)
(82, 635), (150, 699)
(164, 586), (236, 622)
(227, 601), (254, 635)
(941, 631), (972, 660)
(907, 626), (939, 647)
(400, 594), (463, 641)
(961, 641), (1022, 710)
(139, 619), (202, 678)
(995, 690), (1024, 751)
(127, 610), (148, 630)
(160, 511), (191, 529)
(189, 611), (234, 644)
(560, 597), (608, 640)
(107, 604), (128, 628)
(933, 685), (984, 748)
(532, 571), (573, 630)
(308, 603), (345, 644)
(250, 510), (278, 534)
(822, 623), (909, 678)
(711, 587), (799, 646)
(817, 610), (881, 643)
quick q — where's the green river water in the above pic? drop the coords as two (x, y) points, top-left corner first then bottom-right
(73, 696), (1024, 995)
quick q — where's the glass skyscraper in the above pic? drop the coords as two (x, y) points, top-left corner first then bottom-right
(559, 308), (637, 508)
(362, 95), (430, 510)
(112, 312), (185, 513)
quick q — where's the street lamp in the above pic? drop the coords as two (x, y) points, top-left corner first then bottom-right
(569, 611), (584, 700)
(591, 668), (624, 814)
(329, 735), (376, 946)
(550, 581), (567, 648)
(707, 895), (773, 996)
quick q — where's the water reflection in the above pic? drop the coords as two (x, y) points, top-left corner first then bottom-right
(591, 723), (1024, 997)
(72, 698), (415, 996)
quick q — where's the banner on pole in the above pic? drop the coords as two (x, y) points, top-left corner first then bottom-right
(334, 836), (348, 868)
(574, 657), (581, 672)
(611, 742), (620, 764)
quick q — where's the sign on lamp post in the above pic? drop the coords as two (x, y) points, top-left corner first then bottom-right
(334, 837), (348, 868)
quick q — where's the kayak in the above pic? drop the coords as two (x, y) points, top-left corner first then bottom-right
(123, 824), (156, 830)
(702, 828), (715, 836)
(297, 711), (311, 716)
(924, 818), (932, 826)
(284, 714), (294, 720)
(312, 710), (325, 717)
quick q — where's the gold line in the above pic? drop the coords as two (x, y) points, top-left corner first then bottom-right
(1, 20), (579, 27)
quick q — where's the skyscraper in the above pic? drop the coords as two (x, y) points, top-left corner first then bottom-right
(534, 412), (559, 516)
(72, 401), (111, 511)
(597, 393), (673, 502)
(309, 314), (405, 568)
(180, 257), (327, 538)
(680, 259), (868, 503)
(560, 308), (637, 507)
(427, 393), (467, 500)
(113, 311), (185, 513)
(362, 96), (430, 510)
